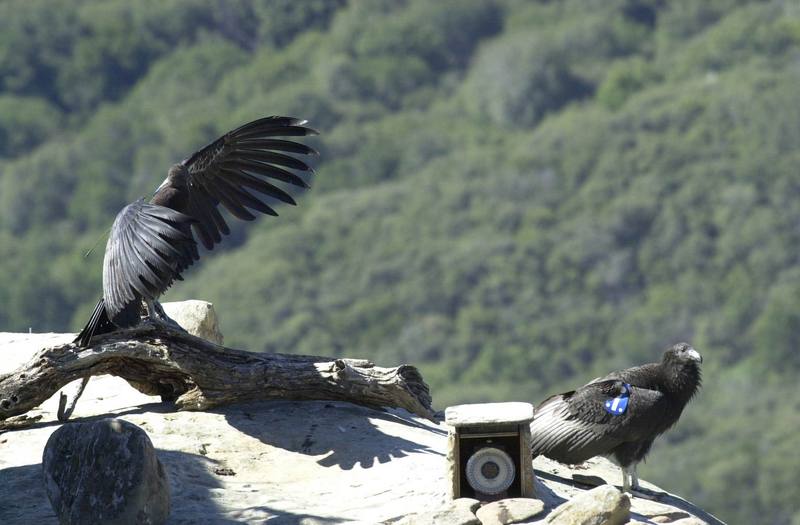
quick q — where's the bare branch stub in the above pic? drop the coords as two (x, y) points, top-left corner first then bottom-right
(0, 325), (434, 423)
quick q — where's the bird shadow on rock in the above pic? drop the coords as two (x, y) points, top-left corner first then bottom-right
(220, 399), (445, 470)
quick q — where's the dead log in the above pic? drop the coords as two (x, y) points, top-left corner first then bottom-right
(0, 324), (434, 423)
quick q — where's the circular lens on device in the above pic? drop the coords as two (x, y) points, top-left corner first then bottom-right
(465, 447), (515, 495)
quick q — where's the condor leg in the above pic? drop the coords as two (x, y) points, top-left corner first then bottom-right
(144, 300), (185, 332)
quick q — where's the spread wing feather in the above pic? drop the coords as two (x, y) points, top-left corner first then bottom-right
(102, 200), (198, 324)
(180, 116), (317, 249)
(211, 176), (277, 217)
(78, 116), (317, 343)
(218, 168), (296, 205)
(234, 139), (317, 156)
(186, 185), (226, 247)
(203, 177), (257, 221)
(220, 159), (309, 188)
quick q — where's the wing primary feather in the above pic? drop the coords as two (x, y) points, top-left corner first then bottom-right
(138, 216), (196, 269)
(194, 188), (230, 236)
(187, 198), (215, 250)
(221, 159), (309, 188)
(234, 140), (318, 156)
(203, 177), (257, 220)
(231, 149), (313, 171)
(234, 124), (319, 139)
(214, 177), (278, 216)
(174, 116), (316, 250)
(219, 167), (297, 205)
(126, 223), (173, 297)
(103, 201), (201, 318)
(228, 116), (303, 135)
(131, 226), (173, 275)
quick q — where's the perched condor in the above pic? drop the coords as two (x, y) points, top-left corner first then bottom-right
(75, 116), (318, 347)
(529, 342), (702, 493)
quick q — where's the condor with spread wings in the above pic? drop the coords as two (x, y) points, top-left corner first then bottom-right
(530, 343), (702, 493)
(75, 116), (317, 346)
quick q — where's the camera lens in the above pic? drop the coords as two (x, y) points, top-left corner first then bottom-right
(481, 461), (500, 479)
(465, 447), (515, 495)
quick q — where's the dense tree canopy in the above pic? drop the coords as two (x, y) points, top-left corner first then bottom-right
(1, 1), (799, 523)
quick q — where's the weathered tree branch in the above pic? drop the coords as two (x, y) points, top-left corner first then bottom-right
(0, 324), (434, 423)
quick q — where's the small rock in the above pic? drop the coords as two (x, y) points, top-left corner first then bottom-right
(571, 474), (606, 487)
(162, 300), (224, 344)
(42, 418), (170, 525)
(545, 485), (630, 525)
(670, 518), (709, 525)
(397, 498), (481, 525)
(476, 498), (546, 524)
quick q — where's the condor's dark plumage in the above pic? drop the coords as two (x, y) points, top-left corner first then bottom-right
(530, 343), (702, 492)
(75, 116), (317, 346)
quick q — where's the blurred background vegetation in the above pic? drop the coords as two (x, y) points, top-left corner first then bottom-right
(1, 0), (799, 522)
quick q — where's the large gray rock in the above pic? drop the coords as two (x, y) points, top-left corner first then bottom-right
(476, 497), (546, 524)
(42, 418), (170, 525)
(161, 300), (223, 344)
(545, 485), (630, 525)
(0, 332), (723, 524)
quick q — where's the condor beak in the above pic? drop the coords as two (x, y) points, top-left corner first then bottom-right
(154, 177), (170, 195)
(687, 347), (703, 363)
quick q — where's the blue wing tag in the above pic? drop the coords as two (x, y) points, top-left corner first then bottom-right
(604, 383), (631, 415)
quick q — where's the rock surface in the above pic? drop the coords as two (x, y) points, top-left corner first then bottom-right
(397, 498), (482, 525)
(475, 498), (546, 524)
(0, 328), (725, 525)
(544, 484), (629, 525)
(161, 300), (224, 344)
(42, 418), (170, 525)
(532, 457), (723, 525)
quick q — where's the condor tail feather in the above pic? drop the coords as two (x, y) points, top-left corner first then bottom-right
(73, 298), (116, 347)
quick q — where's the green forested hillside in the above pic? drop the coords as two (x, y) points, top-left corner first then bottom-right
(2, 1), (799, 523)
